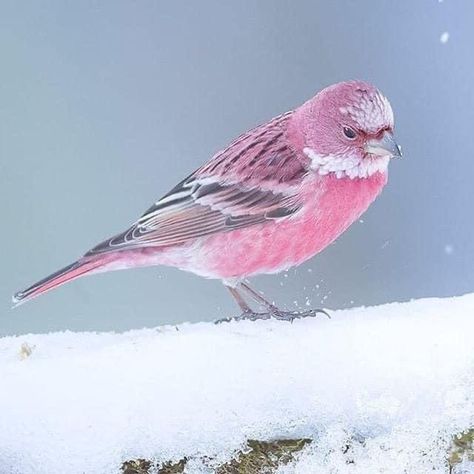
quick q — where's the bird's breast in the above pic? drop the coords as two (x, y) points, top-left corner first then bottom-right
(172, 172), (388, 279)
(306, 171), (388, 243)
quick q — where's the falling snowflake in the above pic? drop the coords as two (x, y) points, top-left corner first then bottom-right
(440, 32), (449, 44)
(444, 244), (454, 255)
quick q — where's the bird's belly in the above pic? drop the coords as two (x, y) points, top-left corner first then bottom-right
(180, 172), (388, 279)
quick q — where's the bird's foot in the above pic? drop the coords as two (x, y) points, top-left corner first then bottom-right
(270, 308), (330, 322)
(215, 308), (329, 324)
(215, 310), (272, 324)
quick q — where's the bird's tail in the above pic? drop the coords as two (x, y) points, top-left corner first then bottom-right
(12, 256), (111, 307)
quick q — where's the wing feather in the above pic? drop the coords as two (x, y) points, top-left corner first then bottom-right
(86, 112), (309, 256)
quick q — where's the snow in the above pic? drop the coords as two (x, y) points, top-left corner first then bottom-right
(445, 244), (455, 255)
(440, 32), (450, 44)
(0, 294), (473, 473)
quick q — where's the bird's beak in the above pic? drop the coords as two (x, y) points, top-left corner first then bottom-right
(365, 131), (402, 158)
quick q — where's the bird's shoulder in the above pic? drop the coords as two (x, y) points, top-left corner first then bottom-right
(195, 111), (309, 188)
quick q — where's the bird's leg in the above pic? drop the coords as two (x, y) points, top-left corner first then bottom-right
(240, 281), (330, 322)
(239, 281), (279, 313)
(215, 284), (271, 323)
(216, 281), (330, 323)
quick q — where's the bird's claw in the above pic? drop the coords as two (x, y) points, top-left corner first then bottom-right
(270, 308), (330, 322)
(215, 311), (271, 324)
(215, 308), (329, 324)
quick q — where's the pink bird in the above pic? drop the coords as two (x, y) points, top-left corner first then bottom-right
(13, 81), (401, 321)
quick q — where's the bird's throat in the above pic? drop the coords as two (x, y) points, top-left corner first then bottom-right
(304, 147), (390, 179)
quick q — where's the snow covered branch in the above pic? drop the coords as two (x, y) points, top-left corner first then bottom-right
(1, 295), (473, 473)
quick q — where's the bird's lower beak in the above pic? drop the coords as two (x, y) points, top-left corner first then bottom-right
(365, 131), (402, 158)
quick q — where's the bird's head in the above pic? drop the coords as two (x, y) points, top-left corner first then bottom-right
(298, 81), (401, 179)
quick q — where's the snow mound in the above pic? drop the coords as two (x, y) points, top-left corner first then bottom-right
(0, 295), (473, 473)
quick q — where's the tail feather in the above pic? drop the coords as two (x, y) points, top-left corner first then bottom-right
(12, 258), (106, 307)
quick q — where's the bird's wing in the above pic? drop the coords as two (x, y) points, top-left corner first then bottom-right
(86, 112), (310, 255)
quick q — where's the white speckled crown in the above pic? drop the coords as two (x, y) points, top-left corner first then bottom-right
(340, 90), (394, 133)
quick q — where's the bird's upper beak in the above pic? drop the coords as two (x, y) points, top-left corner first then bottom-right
(365, 131), (402, 158)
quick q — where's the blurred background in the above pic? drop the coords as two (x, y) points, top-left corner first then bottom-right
(2, 0), (474, 336)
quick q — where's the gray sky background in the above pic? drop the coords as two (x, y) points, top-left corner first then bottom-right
(2, 0), (474, 336)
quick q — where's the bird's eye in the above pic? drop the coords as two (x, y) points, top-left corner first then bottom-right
(343, 127), (357, 140)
